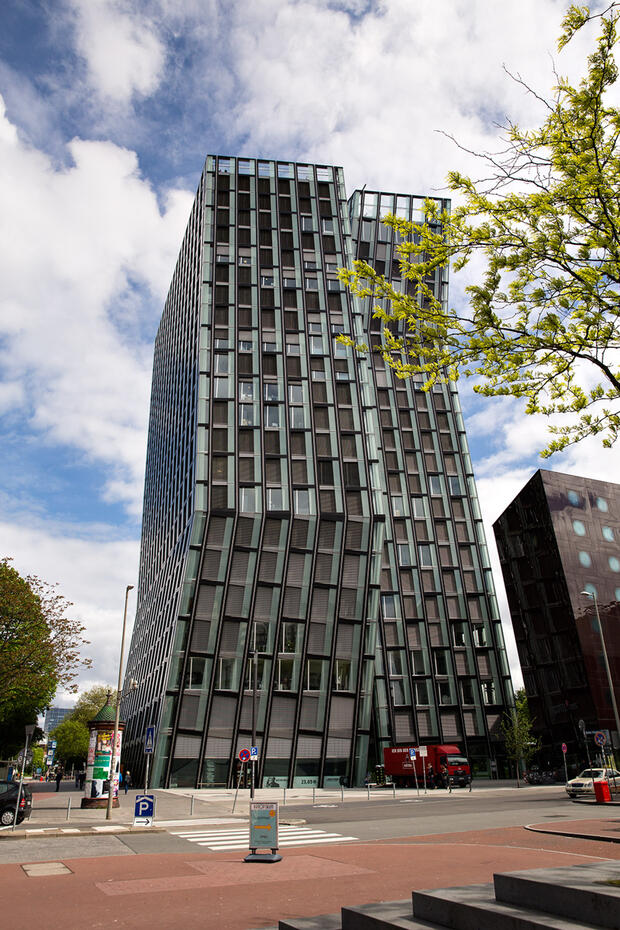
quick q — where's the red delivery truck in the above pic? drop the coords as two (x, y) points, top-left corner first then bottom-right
(383, 745), (471, 788)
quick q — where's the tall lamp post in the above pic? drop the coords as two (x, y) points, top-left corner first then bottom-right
(581, 589), (620, 752)
(106, 584), (134, 821)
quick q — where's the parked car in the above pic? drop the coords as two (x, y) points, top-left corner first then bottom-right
(0, 780), (32, 825)
(565, 768), (620, 798)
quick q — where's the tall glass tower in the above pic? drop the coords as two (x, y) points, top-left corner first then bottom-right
(121, 156), (513, 787)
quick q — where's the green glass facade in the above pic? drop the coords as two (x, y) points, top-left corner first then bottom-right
(121, 156), (513, 787)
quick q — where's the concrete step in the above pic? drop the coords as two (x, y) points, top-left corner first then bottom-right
(278, 915), (342, 930)
(412, 883), (607, 930)
(494, 863), (620, 929)
(341, 899), (417, 929)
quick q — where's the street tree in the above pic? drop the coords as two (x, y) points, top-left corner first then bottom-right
(69, 685), (117, 728)
(0, 558), (90, 753)
(52, 718), (90, 768)
(340, 4), (620, 456)
(501, 689), (541, 786)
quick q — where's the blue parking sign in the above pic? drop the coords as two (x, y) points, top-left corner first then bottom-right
(134, 794), (155, 826)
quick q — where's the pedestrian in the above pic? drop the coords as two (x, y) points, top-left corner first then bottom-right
(427, 764), (435, 789)
(439, 763), (448, 789)
(55, 765), (64, 792)
(124, 770), (131, 794)
(79, 769), (86, 790)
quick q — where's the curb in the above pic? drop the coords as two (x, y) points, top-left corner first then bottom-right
(0, 825), (166, 840)
(524, 823), (620, 844)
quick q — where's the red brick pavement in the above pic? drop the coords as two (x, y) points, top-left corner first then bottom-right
(3, 825), (620, 930)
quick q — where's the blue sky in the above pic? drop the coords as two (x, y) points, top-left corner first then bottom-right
(0, 0), (617, 698)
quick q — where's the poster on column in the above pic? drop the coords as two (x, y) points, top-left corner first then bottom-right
(84, 730), (114, 800)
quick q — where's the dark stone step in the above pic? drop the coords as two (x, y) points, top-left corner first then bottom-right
(413, 883), (607, 930)
(494, 862), (620, 930)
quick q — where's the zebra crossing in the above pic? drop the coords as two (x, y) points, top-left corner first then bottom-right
(171, 824), (358, 850)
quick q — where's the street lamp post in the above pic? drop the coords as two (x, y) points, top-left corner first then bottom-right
(581, 589), (620, 751)
(106, 584), (134, 821)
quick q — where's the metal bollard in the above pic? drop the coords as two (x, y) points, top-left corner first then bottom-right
(283, 787), (286, 806)
(367, 784), (370, 801)
(341, 785), (344, 803)
(392, 782), (396, 800)
(190, 794), (195, 816)
(66, 796), (71, 821)
(312, 787), (316, 805)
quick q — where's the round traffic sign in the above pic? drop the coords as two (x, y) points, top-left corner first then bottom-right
(561, 743), (567, 754)
(238, 748), (251, 762)
(594, 731), (607, 747)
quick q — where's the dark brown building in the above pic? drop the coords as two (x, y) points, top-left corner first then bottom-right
(494, 469), (620, 767)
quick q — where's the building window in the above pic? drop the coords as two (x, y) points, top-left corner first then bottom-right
(448, 476), (462, 496)
(264, 383), (281, 401)
(438, 681), (453, 705)
(239, 404), (254, 427)
(412, 497), (425, 518)
(238, 339), (252, 352)
(264, 406), (281, 428)
(239, 382), (253, 401)
(301, 216), (314, 232)
(398, 544), (412, 566)
(261, 275), (275, 287)
(411, 650), (426, 675)
(388, 651), (403, 676)
(392, 496), (404, 517)
(597, 496), (609, 512)
(275, 658), (294, 690)
(434, 650), (449, 676)
(305, 277), (318, 290)
(294, 489), (311, 514)
(603, 526), (615, 541)
(481, 681), (496, 704)
(216, 658), (238, 690)
(578, 551), (592, 567)
(333, 659), (351, 691)
(460, 679), (475, 705)
(239, 487), (256, 512)
(289, 384), (303, 404)
(572, 520), (586, 536)
(281, 623), (299, 653)
(266, 488), (283, 511)
(185, 656), (206, 689)
(583, 582), (598, 597)
(290, 407), (306, 429)
(305, 659), (324, 690)
(391, 680), (406, 705)
(419, 544), (433, 567)
(214, 378), (230, 398)
(567, 490), (582, 507)
(321, 218), (334, 234)
(310, 336), (324, 355)
(415, 680), (430, 704)
(429, 475), (442, 495)
(452, 623), (466, 646)
(381, 594), (399, 619)
(609, 556), (620, 572)
(214, 354), (229, 374)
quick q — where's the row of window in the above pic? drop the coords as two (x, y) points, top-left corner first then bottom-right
(573, 520), (616, 540)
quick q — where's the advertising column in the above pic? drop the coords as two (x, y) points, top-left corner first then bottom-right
(81, 694), (125, 809)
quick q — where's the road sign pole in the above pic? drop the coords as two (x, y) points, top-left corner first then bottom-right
(144, 753), (150, 794)
(562, 743), (568, 783)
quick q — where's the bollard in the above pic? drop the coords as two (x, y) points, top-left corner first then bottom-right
(66, 796), (71, 821)
(312, 787), (316, 805)
(341, 784), (344, 803)
(392, 782), (396, 800)
(283, 787), (286, 806)
(190, 794), (195, 816)
(367, 783), (370, 801)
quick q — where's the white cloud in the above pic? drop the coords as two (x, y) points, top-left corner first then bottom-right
(0, 97), (193, 511)
(69, 0), (165, 103)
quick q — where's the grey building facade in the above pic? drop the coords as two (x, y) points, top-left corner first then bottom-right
(121, 156), (513, 787)
(494, 469), (620, 765)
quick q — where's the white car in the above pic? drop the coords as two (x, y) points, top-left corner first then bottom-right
(565, 768), (620, 798)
